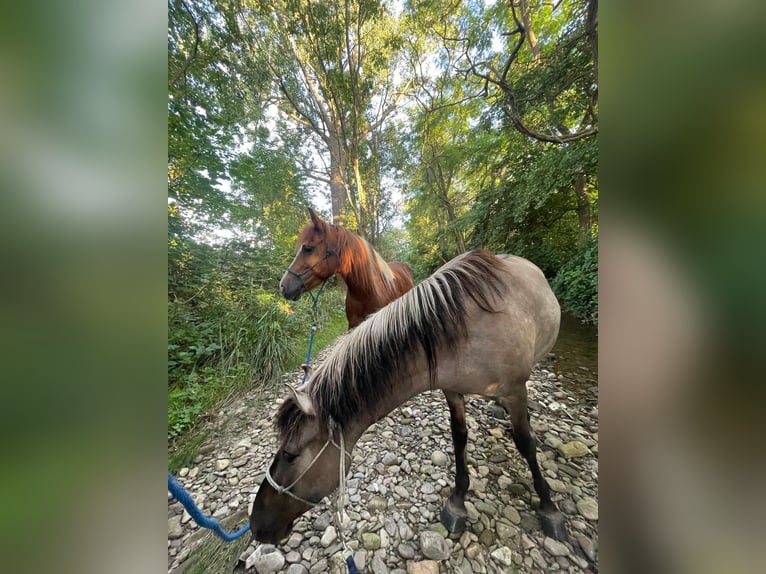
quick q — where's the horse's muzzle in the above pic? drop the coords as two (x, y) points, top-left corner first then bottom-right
(251, 519), (294, 545)
(280, 281), (303, 301)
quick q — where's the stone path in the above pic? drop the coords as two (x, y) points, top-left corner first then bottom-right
(168, 338), (599, 573)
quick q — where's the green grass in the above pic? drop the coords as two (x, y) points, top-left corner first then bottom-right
(168, 292), (348, 470)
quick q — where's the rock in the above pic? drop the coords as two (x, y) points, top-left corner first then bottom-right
(214, 459), (230, 471)
(428, 523), (448, 538)
(285, 550), (301, 563)
(576, 496), (598, 520)
(543, 536), (570, 556)
(167, 516), (183, 539)
(496, 521), (516, 540)
(420, 530), (450, 560)
(474, 501), (497, 516)
(245, 545), (285, 574)
(464, 501), (479, 521)
(548, 478), (567, 493)
(382, 452), (399, 466)
(309, 559), (328, 574)
(397, 543), (415, 559)
(502, 505), (521, 524)
(509, 483), (527, 496)
(430, 451), (448, 466)
(488, 428), (504, 438)
(286, 532), (303, 548)
(464, 543), (482, 560)
(313, 511), (333, 531)
(353, 550), (367, 570)
(371, 556), (389, 574)
(490, 546), (513, 567)
(576, 534), (596, 561)
(286, 565), (308, 574)
(320, 525), (337, 547)
(367, 495), (388, 512)
(362, 533), (381, 550)
(478, 529), (495, 547)
(178, 467), (189, 477)
(407, 561), (440, 574)
(557, 441), (590, 458)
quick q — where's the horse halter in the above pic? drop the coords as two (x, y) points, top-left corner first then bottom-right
(264, 420), (351, 507)
(285, 247), (340, 286)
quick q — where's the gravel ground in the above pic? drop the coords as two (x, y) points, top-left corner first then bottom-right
(168, 337), (598, 574)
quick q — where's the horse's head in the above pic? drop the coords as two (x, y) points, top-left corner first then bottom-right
(280, 208), (340, 301)
(249, 385), (343, 544)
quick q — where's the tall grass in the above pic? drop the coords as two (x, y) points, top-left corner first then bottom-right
(168, 282), (346, 446)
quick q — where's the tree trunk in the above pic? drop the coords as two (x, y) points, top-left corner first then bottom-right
(574, 169), (591, 246)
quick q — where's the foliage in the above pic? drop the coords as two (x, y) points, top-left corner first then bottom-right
(551, 240), (598, 324)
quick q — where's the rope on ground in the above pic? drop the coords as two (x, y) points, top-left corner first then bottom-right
(167, 472), (250, 541)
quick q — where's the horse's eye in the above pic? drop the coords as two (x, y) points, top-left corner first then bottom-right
(302, 245), (315, 254)
(283, 451), (298, 463)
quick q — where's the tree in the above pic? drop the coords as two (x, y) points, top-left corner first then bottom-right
(237, 0), (413, 242)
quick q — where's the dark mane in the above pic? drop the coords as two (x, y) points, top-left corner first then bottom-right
(275, 250), (508, 435)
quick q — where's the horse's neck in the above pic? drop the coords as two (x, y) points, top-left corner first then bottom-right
(338, 233), (394, 294)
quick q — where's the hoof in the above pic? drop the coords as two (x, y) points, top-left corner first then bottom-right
(440, 500), (467, 533)
(539, 508), (567, 541)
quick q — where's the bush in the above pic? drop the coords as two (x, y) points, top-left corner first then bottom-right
(551, 240), (598, 324)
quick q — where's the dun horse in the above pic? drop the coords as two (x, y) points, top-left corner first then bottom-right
(251, 249), (567, 544)
(280, 208), (414, 328)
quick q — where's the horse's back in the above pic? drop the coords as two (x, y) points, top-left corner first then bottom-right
(495, 254), (560, 362)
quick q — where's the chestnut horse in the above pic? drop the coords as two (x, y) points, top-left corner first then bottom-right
(252, 249), (566, 544)
(280, 208), (414, 328)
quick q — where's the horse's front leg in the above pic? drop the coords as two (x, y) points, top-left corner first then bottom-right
(440, 390), (470, 533)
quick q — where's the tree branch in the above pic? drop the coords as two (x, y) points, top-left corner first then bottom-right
(169, 0), (200, 88)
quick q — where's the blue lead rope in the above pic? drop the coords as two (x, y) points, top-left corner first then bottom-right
(167, 472), (250, 541)
(300, 278), (328, 385)
(346, 555), (360, 574)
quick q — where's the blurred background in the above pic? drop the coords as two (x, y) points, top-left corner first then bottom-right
(0, 0), (764, 572)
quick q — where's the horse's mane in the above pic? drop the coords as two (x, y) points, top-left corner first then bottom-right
(276, 249), (508, 438)
(298, 223), (402, 297)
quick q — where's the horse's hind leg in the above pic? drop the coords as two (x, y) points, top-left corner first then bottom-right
(499, 392), (568, 541)
(440, 390), (470, 534)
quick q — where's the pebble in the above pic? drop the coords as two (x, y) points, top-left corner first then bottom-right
(167, 343), (598, 574)
(576, 534), (597, 561)
(420, 530), (450, 560)
(407, 561), (440, 574)
(362, 532), (381, 550)
(367, 495), (388, 512)
(167, 516), (183, 539)
(543, 537), (570, 556)
(557, 440), (590, 458)
(371, 555), (389, 574)
(576, 496), (598, 520)
(430, 451), (448, 466)
(320, 525), (337, 547)
(490, 546), (514, 567)
(245, 545), (285, 573)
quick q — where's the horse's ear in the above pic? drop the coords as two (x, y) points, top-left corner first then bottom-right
(285, 383), (316, 416)
(308, 207), (323, 231)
